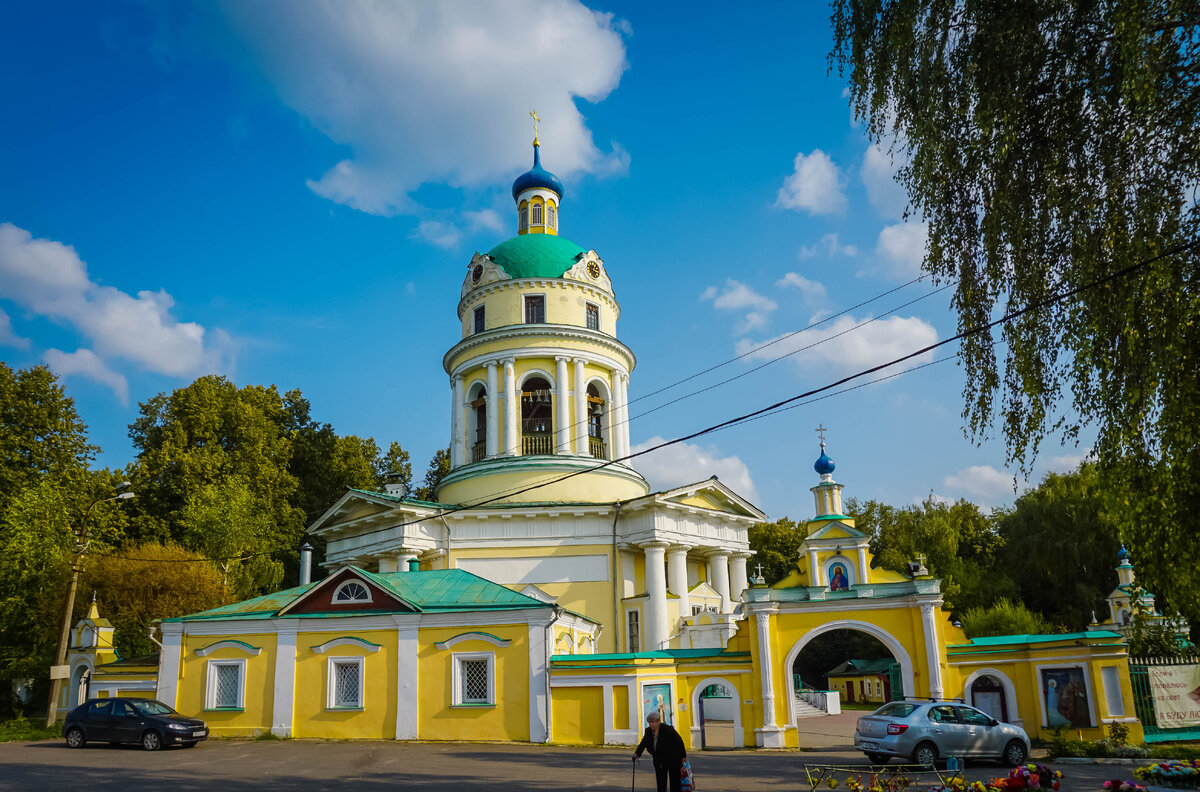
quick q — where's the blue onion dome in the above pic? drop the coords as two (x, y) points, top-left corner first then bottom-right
(512, 144), (564, 200)
(1117, 545), (1130, 561)
(814, 443), (836, 476)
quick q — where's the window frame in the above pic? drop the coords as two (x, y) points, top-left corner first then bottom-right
(451, 651), (495, 707)
(205, 658), (246, 711)
(627, 608), (641, 653)
(585, 302), (600, 331)
(547, 202), (556, 229)
(332, 580), (372, 604)
(524, 294), (546, 324)
(327, 656), (366, 710)
(519, 204), (528, 230)
(473, 305), (485, 334)
(531, 202), (543, 226)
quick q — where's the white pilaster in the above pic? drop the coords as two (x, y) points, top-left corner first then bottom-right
(395, 624), (419, 739)
(666, 546), (692, 627)
(503, 358), (518, 455)
(528, 620), (550, 742)
(452, 376), (466, 467)
(270, 624), (298, 736)
(613, 372), (629, 460)
(753, 604), (785, 747)
(808, 549), (820, 585)
(485, 362), (499, 457)
(555, 356), (571, 454)
(573, 358), (588, 457)
(155, 626), (182, 708)
(449, 382), (459, 468)
(709, 551), (731, 613)
(642, 542), (669, 651)
(729, 553), (750, 604)
(921, 603), (944, 698)
(856, 546), (869, 585)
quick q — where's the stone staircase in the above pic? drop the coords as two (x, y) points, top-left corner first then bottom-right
(793, 699), (829, 718)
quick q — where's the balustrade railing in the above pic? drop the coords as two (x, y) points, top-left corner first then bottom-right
(522, 433), (553, 456)
(471, 442), (486, 463)
(588, 436), (606, 459)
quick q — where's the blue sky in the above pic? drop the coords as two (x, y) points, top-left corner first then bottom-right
(0, 1), (1090, 520)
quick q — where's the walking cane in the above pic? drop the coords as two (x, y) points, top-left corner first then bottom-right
(631, 755), (636, 791)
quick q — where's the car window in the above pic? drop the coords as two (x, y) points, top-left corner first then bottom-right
(873, 702), (916, 718)
(928, 705), (959, 723)
(133, 701), (174, 716)
(86, 700), (113, 718)
(956, 706), (992, 725)
(112, 701), (134, 717)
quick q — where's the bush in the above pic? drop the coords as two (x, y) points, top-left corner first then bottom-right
(960, 598), (1056, 638)
(0, 717), (60, 743)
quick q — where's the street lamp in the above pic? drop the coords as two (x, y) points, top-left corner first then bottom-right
(45, 482), (134, 726)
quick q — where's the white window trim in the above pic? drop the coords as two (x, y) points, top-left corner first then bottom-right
(327, 656), (365, 710)
(332, 580), (373, 603)
(205, 658), (246, 710)
(523, 293), (547, 324)
(626, 607), (642, 653)
(451, 651), (495, 707)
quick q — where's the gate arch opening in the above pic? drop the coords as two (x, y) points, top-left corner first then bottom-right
(689, 676), (742, 749)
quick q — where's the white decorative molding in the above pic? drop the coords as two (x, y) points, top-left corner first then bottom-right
(434, 632), (513, 650)
(311, 636), (383, 654)
(194, 639), (262, 657)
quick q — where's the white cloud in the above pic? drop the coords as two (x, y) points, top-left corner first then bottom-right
(943, 465), (1020, 501)
(875, 221), (928, 279)
(0, 223), (235, 380)
(701, 279), (778, 333)
(775, 150), (846, 215)
(736, 313), (938, 373)
(1044, 451), (1090, 473)
(630, 436), (759, 504)
(43, 348), (130, 405)
(0, 308), (30, 349)
(798, 233), (858, 260)
(219, 1), (629, 216)
(412, 220), (461, 250)
(861, 142), (910, 219)
(775, 273), (827, 304)
(465, 209), (505, 233)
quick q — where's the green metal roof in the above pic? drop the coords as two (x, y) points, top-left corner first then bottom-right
(486, 234), (587, 279)
(552, 649), (751, 663)
(163, 569), (552, 622)
(948, 630), (1123, 648)
(827, 658), (896, 676)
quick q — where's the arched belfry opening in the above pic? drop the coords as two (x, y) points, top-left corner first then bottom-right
(586, 382), (608, 459)
(521, 377), (553, 455)
(469, 383), (487, 462)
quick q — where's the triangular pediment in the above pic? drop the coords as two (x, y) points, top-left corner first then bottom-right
(688, 581), (721, 600)
(647, 477), (767, 520)
(807, 522), (867, 540)
(277, 567), (417, 616)
(307, 487), (440, 535)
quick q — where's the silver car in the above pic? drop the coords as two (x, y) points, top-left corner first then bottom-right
(854, 700), (1030, 767)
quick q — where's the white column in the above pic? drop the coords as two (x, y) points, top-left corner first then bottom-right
(808, 549), (820, 585)
(573, 358), (588, 457)
(395, 624), (419, 739)
(921, 603), (944, 698)
(503, 358), (518, 455)
(555, 356), (571, 454)
(377, 555), (399, 573)
(485, 362), (498, 457)
(753, 604), (785, 747)
(615, 371), (630, 460)
(642, 542), (669, 651)
(452, 376), (466, 467)
(271, 625), (298, 737)
(397, 549), (420, 572)
(449, 382), (459, 468)
(729, 553), (750, 604)
(709, 551), (732, 613)
(667, 546), (692, 627)
(856, 546), (869, 585)
(155, 626), (182, 708)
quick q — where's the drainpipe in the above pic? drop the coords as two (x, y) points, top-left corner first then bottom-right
(299, 543), (313, 585)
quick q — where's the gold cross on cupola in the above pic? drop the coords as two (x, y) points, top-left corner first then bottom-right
(815, 424), (828, 445)
(530, 110), (541, 146)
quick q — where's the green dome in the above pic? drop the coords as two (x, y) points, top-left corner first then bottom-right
(486, 234), (586, 279)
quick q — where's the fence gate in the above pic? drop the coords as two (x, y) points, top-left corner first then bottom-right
(1130, 656), (1200, 743)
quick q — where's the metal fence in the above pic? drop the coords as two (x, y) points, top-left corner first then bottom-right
(1129, 655), (1200, 743)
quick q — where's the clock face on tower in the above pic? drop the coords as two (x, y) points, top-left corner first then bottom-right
(472, 264), (484, 284)
(586, 261), (600, 279)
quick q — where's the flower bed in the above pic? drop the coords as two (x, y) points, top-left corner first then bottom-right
(1134, 759), (1200, 788)
(1102, 780), (1147, 792)
(931, 764), (1063, 792)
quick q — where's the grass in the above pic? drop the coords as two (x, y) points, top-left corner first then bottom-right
(0, 717), (61, 743)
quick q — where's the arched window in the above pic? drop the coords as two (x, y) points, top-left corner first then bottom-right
(519, 203), (528, 230)
(531, 202), (544, 225)
(586, 383), (607, 459)
(521, 377), (553, 455)
(547, 202), (556, 229)
(471, 386), (487, 462)
(333, 581), (371, 603)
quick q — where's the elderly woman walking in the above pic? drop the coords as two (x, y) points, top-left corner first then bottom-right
(632, 711), (687, 792)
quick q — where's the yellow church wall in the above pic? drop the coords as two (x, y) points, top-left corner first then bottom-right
(456, 282), (621, 341)
(438, 464), (647, 505)
(417, 624), (531, 742)
(551, 686), (605, 744)
(291, 629), (397, 740)
(176, 632), (278, 737)
(447, 334), (632, 378)
(613, 684), (630, 730)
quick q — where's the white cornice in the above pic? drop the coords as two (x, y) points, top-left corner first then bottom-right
(458, 274), (618, 319)
(444, 326), (636, 375)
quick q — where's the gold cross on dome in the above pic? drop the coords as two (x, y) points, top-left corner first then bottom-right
(530, 110), (541, 145)
(815, 424), (828, 444)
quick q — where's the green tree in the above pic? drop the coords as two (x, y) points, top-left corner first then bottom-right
(83, 542), (228, 659)
(413, 448), (450, 502)
(959, 599), (1056, 639)
(831, 0), (1200, 621)
(748, 517), (804, 585)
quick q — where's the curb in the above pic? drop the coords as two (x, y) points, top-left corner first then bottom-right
(1054, 757), (1145, 765)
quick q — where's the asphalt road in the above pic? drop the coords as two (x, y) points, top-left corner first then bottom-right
(0, 739), (1132, 791)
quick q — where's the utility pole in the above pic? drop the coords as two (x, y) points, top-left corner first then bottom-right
(45, 483), (134, 727)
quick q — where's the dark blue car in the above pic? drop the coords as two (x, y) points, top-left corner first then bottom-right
(63, 698), (208, 751)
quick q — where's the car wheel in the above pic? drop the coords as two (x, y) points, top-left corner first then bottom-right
(912, 742), (938, 768)
(865, 752), (890, 765)
(141, 730), (162, 751)
(65, 727), (85, 749)
(1003, 739), (1028, 766)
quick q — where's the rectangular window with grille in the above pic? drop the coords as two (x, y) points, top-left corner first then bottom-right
(453, 653), (493, 706)
(473, 305), (485, 334)
(206, 660), (244, 710)
(525, 295), (545, 324)
(627, 610), (640, 653)
(585, 302), (599, 331)
(329, 658), (363, 708)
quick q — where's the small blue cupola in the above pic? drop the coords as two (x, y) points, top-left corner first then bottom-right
(814, 442), (836, 477)
(512, 142), (564, 202)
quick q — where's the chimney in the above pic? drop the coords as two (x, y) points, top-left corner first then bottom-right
(299, 543), (313, 585)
